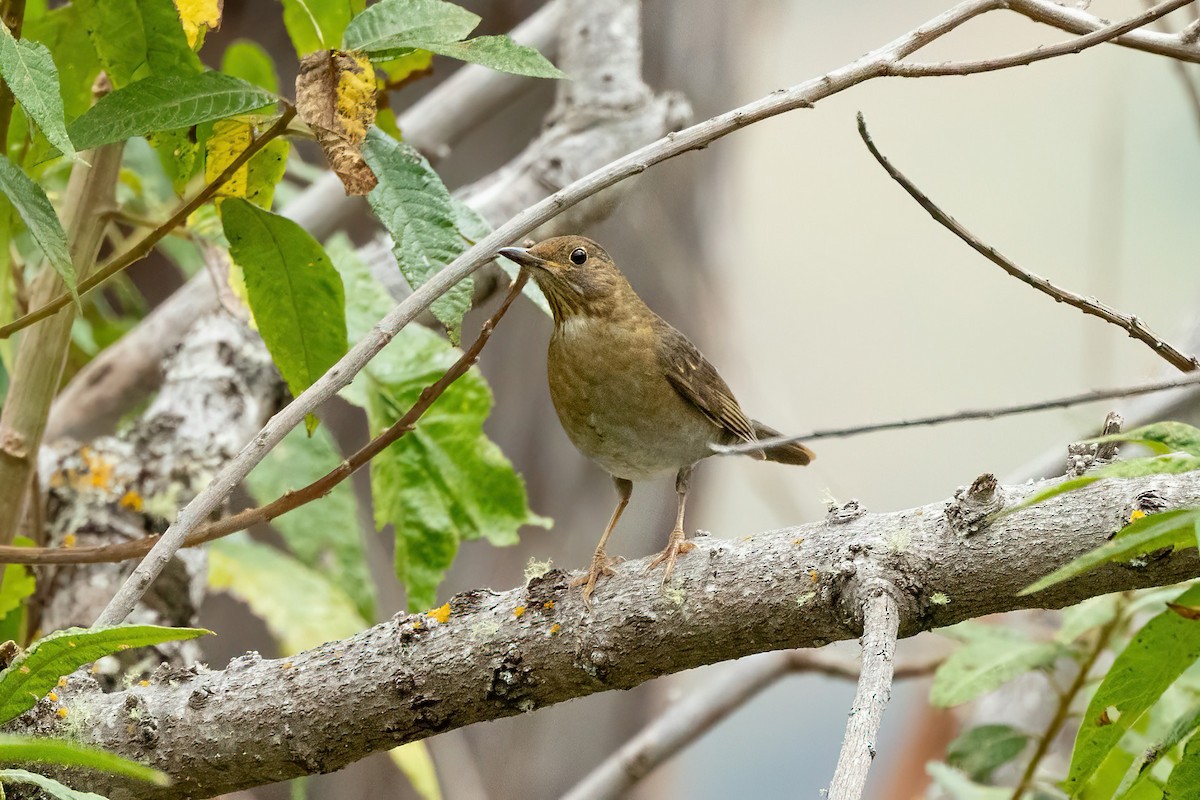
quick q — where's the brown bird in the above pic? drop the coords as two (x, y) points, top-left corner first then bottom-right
(499, 236), (813, 605)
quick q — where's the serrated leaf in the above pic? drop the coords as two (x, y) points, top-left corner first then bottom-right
(0, 23), (75, 160)
(1022, 508), (1200, 596)
(68, 72), (277, 151)
(362, 128), (470, 342)
(1116, 700), (1200, 797)
(1013, 454), (1200, 513)
(221, 39), (279, 94)
(23, 4), (101, 120)
(925, 763), (1010, 800)
(1066, 583), (1200, 792)
(220, 198), (346, 428)
(1088, 422), (1200, 458)
(931, 624), (1064, 708)
(209, 537), (366, 654)
(74, 0), (201, 88)
(295, 49), (377, 195)
(389, 742), (442, 800)
(0, 736), (167, 785)
(946, 725), (1030, 782)
(0, 154), (76, 302)
(173, 0), (221, 49)
(342, 0), (478, 56)
(245, 424), (375, 620)
(281, 0), (366, 57)
(0, 769), (108, 800)
(420, 36), (564, 78)
(449, 197), (550, 317)
(0, 625), (210, 725)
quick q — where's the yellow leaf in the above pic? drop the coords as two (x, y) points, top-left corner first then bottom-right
(205, 119), (253, 199)
(174, 0), (223, 49)
(295, 49), (378, 195)
(388, 742), (442, 800)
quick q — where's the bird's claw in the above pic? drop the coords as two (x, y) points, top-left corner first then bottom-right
(646, 528), (696, 583)
(571, 550), (621, 608)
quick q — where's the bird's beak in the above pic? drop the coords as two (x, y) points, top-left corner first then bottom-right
(498, 247), (555, 271)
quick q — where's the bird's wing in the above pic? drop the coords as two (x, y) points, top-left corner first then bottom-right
(656, 322), (757, 443)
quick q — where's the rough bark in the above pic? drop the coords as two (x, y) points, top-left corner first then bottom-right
(16, 468), (1200, 799)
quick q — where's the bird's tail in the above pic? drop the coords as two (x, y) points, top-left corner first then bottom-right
(747, 420), (814, 465)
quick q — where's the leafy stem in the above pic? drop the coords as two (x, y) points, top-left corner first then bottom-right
(0, 102), (297, 339)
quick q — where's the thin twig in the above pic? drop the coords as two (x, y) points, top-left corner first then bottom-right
(890, 0), (1196, 76)
(856, 112), (1200, 374)
(561, 647), (941, 800)
(0, 105), (297, 338)
(1009, 598), (1126, 799)
(828, 590), (902, 800)
(716, 369), (1200, 456)
(1142, 0), (1200, 134)
(0, 272), (529, 567)
(91, 0), (1200, 629)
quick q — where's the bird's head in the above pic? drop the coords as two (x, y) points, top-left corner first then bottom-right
(499, 236), (639, 325)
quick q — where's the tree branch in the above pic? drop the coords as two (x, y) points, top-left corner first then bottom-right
(856, 113), (1200, 374)
(828, 589), (902, 800)
(22, 468), (1200, 799)
(94, 0), (1200, 630)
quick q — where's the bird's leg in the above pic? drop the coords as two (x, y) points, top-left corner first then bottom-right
(571, 476), (632, 607)
(647, 465), (697, 582)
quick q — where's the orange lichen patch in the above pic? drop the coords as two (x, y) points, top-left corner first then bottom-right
(47, 691), (58, 702)
(62, 533), (77, 548)
(542, 601), (555, 611)
(427, 603), (451, 624)
(793, 538), (804, 546)
(56, 677), (68, 688)
(56, 707), (68, 719)
(80, 446), (115, 489)
(119, 490), (145, 512)
(1130, 509), (1147, 522)
(513, 606), (526, 618)
(411, 619), (424, 631)
(138, 680), (149, 687)
(549, 623), (561, 635)
(282, 661), (294, 670)
(48, 470), (66, 489)
(809, 570), (819, 583)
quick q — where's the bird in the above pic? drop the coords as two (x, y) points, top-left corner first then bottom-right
(499, 235), (813, 606)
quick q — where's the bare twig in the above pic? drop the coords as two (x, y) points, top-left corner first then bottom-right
(0, 106), (297, 338)
(561, 648), (942, 800)
(92, 0), (1200, 628)
(856, 113), (1200, 374)
(1141, 0), (1200, 134)
(828, 590), (902, 800)
(890, 0), (1195, 76)
(0, 273), (529, 567)
(716, 369), (1200, 456)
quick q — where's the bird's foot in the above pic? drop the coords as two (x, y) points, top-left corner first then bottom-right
(571, 549), (622, 608)
(646, 528), (696, 583)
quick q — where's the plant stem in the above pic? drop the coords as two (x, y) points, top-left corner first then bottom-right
(0, 0), (27, 156)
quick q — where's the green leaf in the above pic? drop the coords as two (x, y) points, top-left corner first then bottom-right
(1088, 422), (1200, 458)
(245, 424), (375, 620)
(1013, 454), (1200, 513)
(389, 742), (442, 800)
(209, 537), (366, 654)
(925, 763), (1010, 800)
(0, 736), (167, 785)
(0, 23), (75, 160)
(1021, 508), (1200, 596)
(342, 0), (478, 56)
(68, 72), (277, 151)
(1164, 731), (1200, 799)
(221, 39), (280, 94)
(1058, 594), (1123, 645)
(0, 154), (76, 302)
(0, 625), (210, 725)
(0, 769), (108, 800)
(220, 199), (347, 431)
(362, 128), (471, 343)
(420, 36), (564, 78)
(74, 0), (201, 88)
(1116, 700), (1200, 797)
(23, 4), (102, 119)
(0, 562), (34, 620)
(280, 0), (366, 56)
(1066, 583), (1200, 792)
(931, 624), (1065, 708)
(325, 232), (391, 343)
(449, 197), (550, 317)
(945, 725), (1029, 782)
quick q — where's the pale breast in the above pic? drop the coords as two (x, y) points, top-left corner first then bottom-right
(547, 316), (721, 481)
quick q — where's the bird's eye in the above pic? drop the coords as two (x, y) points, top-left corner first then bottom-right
(570, 248), (588, 265)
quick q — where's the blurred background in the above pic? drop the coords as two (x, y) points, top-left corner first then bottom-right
(184, 0), (1200, 797)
